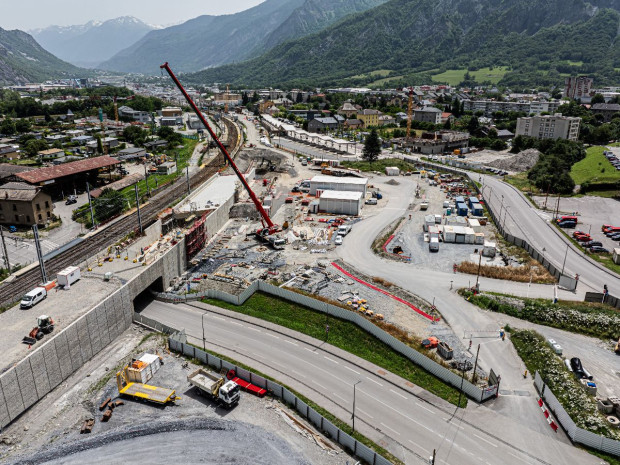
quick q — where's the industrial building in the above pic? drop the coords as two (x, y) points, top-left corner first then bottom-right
(318, 190), (364, 216)
(309, 175), (368, 197)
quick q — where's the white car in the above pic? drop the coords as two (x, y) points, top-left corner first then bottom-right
(335, 235), (343, 245)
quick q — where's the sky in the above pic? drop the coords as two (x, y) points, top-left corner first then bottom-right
(0, 0), (265, 31)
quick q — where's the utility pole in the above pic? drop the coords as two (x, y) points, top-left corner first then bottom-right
(0, 226), (10, 275)
(474, 250), (482, 292)
(472, 344), (481, 384)
(134, 184), (142, 233)
(144, 164), (150, 196)
(352, 380), (361, 433)
(86, 182), (95, 229)
(561, 242), (569, 275)
(202, 312), (207, 351)
(186, 166), (191, 195)
(32, 225), (47, 283)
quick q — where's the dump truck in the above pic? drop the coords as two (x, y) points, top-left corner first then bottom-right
(116, 365), (178, 405)
(188, 368), (240, 408)
(22, 315), (54, 345)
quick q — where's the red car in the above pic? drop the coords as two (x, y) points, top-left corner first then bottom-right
(601, 224), (612, 232)
(572, 231), (588, 238)
(285, 197), (294, 203)
(575, 235), (592, 242)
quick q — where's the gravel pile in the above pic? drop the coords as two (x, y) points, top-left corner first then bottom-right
(487, 148), (540, 172)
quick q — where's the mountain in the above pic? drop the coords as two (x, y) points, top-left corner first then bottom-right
(100, 0), (386, 74)
(0, 27), (85, 86)
(182, 0), (620, 89)
(31, 17), (156, 68)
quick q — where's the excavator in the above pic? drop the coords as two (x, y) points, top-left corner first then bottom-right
(160, 63), (283, 248)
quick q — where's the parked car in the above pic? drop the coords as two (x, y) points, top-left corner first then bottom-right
(20, 287), (47, 309)
(334, 235), (343, 246)
(583, 241), (603, 248)
(608, 233), (620, 241)
(558, 221), (576, 228)
(365, 198), (378, 205)
(588, 246), (609, 253)
(576, 235), (592, 242)
(65, 196), (77, 205)
(572, 230), (588, 237)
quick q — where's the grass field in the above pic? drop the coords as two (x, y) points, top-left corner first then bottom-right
(431, 66), (510, 85)
(350, 69), (393, 79)
(570, 146), (620, 185)
(202, 292), (466, 406)
(369, 75), (404, 88)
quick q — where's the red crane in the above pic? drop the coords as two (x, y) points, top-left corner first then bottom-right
(160, 62), (279, 236)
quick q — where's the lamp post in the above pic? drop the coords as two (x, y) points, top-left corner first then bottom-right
(502, 206), (510, 231)
(201, 312), (207, 351)
(561, 242), (569, 275)
(542, 246), (547, 264)
(352, 380), (362, 433)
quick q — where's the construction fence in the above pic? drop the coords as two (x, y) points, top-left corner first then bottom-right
(167, 329), (392, 465)
(153, 280), (499, 403)
(534, 372), (620, 457)
(584, 291), (620, 309)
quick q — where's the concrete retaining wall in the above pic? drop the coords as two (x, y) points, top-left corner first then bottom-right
(0, 237), (186, 428)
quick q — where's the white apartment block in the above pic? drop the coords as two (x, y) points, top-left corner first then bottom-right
(462, 100), (560, 116)
(515, 114), (581, 141)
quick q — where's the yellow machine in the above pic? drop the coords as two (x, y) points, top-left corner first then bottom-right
(116, 365), (178, 404)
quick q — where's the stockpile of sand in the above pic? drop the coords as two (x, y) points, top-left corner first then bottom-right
(487, 148), (540, 172)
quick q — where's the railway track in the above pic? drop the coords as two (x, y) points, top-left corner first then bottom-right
(0, 118), (240, 307)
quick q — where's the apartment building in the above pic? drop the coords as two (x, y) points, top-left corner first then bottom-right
(515, 114), (581, 141)
(462, 99), (560, 116)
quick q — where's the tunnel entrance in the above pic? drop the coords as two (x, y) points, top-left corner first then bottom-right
(133, 276), (164, 313)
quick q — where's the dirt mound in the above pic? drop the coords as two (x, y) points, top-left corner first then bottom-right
(487, 148), (540, 172)
(385, 179), (400, 186)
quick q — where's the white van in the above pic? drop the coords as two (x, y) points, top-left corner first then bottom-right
(20, 287), (47, 309)
(429, 237), (439, 252)
(337, 225), (352, 236)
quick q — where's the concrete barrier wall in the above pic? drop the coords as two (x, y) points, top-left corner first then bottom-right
(0, 238), (186, 428)
(204, 194), (234, 241)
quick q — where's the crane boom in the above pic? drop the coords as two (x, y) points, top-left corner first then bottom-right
(160, 62), (275, 230)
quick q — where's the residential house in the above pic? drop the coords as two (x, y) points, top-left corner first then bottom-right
(0, 144), (19, 160)
(161, 107), (182, 117)
(0, 182), (53, 226)
(117, 147), (147, 160)
(378, 115), (396, 126)
(72, 135), (94, 145)
(496, 129), (514, 141)
(86, 137), (119, 153)
(45, 134), (66, 144)
(441, 112), (454, 125)
(344, 119), (363, 130)
(413, 107), (442, 125)
(308, 117), (339, 133)
(338, 102), (359, 118)
(144, 140), (168, 151)
(591, 103), (620, 123)
(38, 148), (65, 161)
(395, 112), (408, 123)
(118, 105), (151, 123)
(357, 109), (381, 128)
(273, 98), (293, 108)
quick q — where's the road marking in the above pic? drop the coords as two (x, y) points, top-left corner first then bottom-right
(246, 327), (261, 332)
(323, 356), (339, 364)
(365, 376), (383, 386)
(408, 439), (429, 454)
(291, 369), (305, 378)
(357, 408), (373, 419)
(442, 418), (464, 430)
(508, 452), (529, 464)
(212, 315), (225, 320)
(313, 381), (327, 390)
(229, 321), (243, 326)
(304, 347), (317, 353)
(371, 396), (434, 432)
(344, 366), (361, 375)
(284, 340), (298, 346)
(473, 433), (498, 448)
(333, 392), (348, 403)
(390, 389), (407, 400)
(266, 333), (279, 339)
(380, 422), (401, 436)
(416, 402), (434, 413)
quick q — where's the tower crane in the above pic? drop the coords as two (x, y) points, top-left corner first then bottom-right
(224, 83), (230, 114)
(160, 63), (280, 241)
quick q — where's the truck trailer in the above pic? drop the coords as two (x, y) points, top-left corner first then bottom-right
(188, 368), (240, 408)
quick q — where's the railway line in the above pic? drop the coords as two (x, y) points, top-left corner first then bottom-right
(0, 117), (240, 308)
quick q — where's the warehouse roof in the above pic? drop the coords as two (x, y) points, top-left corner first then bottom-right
(319, 190), (363, 201)
(16, 155), (119, 184)
(311, 175), (368, 185)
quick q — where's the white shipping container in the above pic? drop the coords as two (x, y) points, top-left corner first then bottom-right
(385, 166), (400, 176)
(474, 232), (485, 245)
(443, 225), (455, 243)
(467, 218), (481, 233)
(57, 266), (81, 288)
(428, 225), (440, 239)
(464, 227), (475, 244)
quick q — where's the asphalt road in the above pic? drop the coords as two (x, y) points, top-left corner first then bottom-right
(141, 300), (601, 465)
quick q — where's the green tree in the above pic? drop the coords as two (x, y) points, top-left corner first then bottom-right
(156, 126), (183, 147)
(590, 93), (605, 105)
(123, 126), (148, 145)
(24, 139), (48, 157)
(362, 129), (381, 164)
(93, 188), (126, 223)
(15, 119), (31, 133)
(0, 118), (16, 135)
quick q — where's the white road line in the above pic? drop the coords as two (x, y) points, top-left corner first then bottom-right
(212, 316), (225, 320)
(333, 392), (348, 403)
(284, 340), (298, 346)
(246, 327), (261, 332)
(473, 433), (498, 448)
(266, 333), (279, 339)
(442, 417), (464, 430)
(291, 369), (306, 378)
(416, 402), (434, 414)
(365, 376), (383, 386)
(313, 381), (327, 390)
(304, 347), (317, 353)
(508, 452), (529, 464)
(323, 356), (339, 364)
(380, 422), (401, 436)
(369, 395), (434, 433)
(229, 321), (243, 326)
(390, 389), (407, 400)
(344, 365), (361, 375)
(357, 408), (373, 419)
(408, 439), (429, 454)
